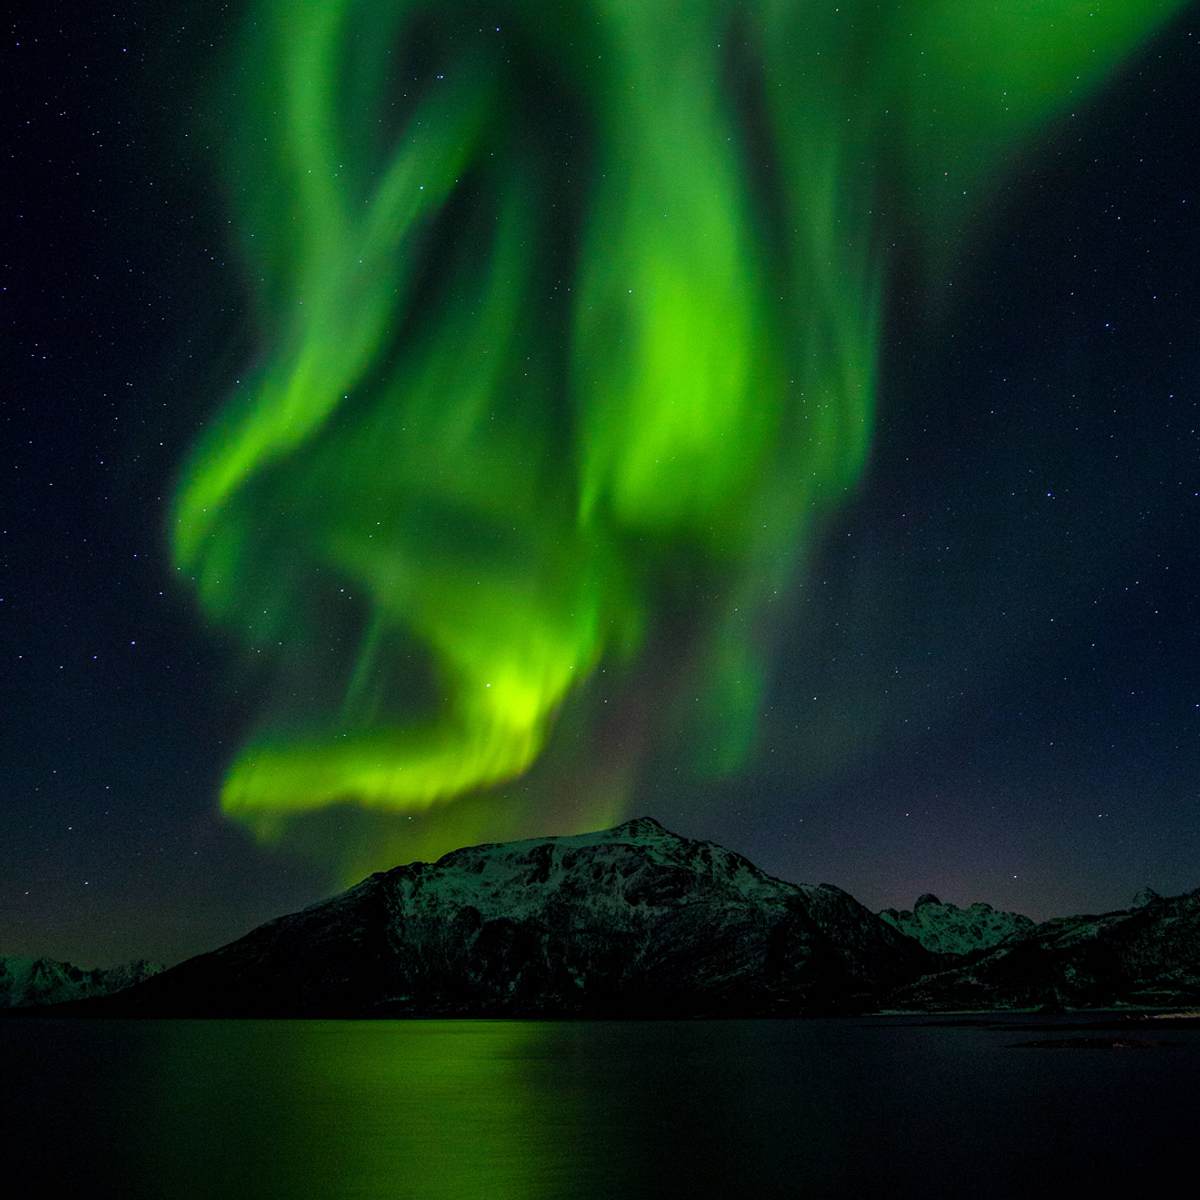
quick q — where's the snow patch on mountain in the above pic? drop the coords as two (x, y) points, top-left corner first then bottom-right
(383, 816), (825, 923)
(879, 893), (1034, 957)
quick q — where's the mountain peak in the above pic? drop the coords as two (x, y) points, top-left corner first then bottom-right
(880, 894), (1035, 958)
(609, 815), (671, 838)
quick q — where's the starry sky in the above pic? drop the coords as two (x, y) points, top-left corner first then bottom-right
(4, 2), (1199, 967)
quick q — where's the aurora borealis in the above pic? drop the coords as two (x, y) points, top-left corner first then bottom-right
(5, 0), (1200, 963)
(170, 0), (880, 852)
(171, 0), (1186, 863)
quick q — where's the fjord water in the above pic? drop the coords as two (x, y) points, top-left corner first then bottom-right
(6, 1017), (1194, 1198)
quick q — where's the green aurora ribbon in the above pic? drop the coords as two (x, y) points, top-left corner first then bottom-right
(172, 0), (1186, 871)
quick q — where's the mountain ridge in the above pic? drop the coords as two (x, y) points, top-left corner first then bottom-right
(890, 885), (1200, 1011)
(878, 894), (1035, 957)
(10, 819), (1196, 1017)
(0, 954), (161, 1009)
(34, 818), (929, 1018)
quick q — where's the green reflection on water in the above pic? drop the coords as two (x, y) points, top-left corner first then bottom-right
(14, 1017), (1198, 1197)
(129, 1021), (595, 1198)
(114, 1019), (833, 1197)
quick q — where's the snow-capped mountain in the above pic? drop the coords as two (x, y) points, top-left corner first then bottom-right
(0, 954), (161, 1008)
(878, 894), (1034, 957)
(889, 886), (1200, 1011)
(22, 822), (1196, 1018)
(73, 817), (931, 1017)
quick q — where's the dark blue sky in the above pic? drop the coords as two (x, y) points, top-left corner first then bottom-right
(3, 4), (1198, 965)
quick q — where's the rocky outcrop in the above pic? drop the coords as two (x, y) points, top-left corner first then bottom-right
(879, 894), (1035, 957)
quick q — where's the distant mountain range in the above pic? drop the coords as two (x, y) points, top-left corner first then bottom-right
(879, 894), (1035, 957)
(890, 886), (1200, 1011)
(0, 954), (161, 1009)
(6, 819), (1197, 1017)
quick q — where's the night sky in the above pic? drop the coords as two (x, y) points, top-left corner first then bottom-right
(4, 2), (1199, 967)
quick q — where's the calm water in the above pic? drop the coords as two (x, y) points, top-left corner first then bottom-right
(4, 1016), (1195, 1198)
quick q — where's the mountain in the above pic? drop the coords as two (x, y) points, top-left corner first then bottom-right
(888, 887), (1200, 1011)
(17, 822), (1195, 1018)
(64, 817), (931, 1018)
(0, 954), (161, 1009)
(879, 894), (1034, 957)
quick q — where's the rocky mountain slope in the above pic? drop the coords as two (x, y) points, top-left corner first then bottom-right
(888, 887), (1200, 1011)
(879, 894), (1034, 957)
(0, 954), (161, 1008)
(65, 818), (931, 1018)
